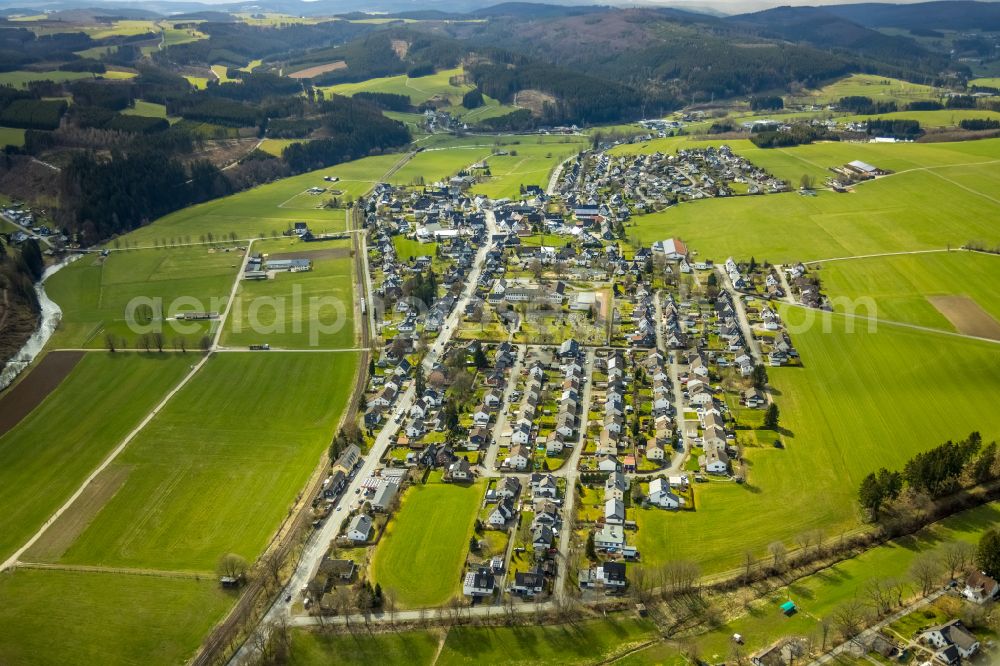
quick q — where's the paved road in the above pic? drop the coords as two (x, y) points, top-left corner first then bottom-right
(655, 290), (689, 474)
(482, 345), (526, 472)
(0, 212), (54, 248)
(717, 267), (762, 364)
(552, 348), (595, 601)
(228, 198), (497, 666)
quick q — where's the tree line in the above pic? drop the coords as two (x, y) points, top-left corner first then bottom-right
(859, 431), (997, 520)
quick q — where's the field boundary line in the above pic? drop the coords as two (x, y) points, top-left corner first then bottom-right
(782, 301), (1000, 345)
(804, 248), (955, 264)
(0, 350), (212, 572)
(16, 561), (205, 579)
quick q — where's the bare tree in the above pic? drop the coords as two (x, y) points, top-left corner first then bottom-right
(910, 554), (941, 598)
(217, 552), (249, 581)
(384, 588), (398, 627)
(104, 332), (117, 352)
(152, 331), (164, 353)
(820, 617), (832, 652)
(832, 599), (866, 639)
(942, 541), (975, 580)
(742, 550), (755, 583)
(768, 541), (788, 574)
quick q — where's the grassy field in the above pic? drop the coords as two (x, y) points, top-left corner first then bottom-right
(369, 478), (485, 607)
(45, 247), (240, 349)
(259, 138), (302, 156)
(0, 353), (190, 562)
(116, 152), (406, 246)
(222, 238), (356, 350)
(633, 501), (1000, 665)
(0, 70), (96, 87)
(787, 73), (944, 106)
(122, 100), (174, 123)
(55, 352), (359, 571)
(0, 569), (235, 666)
(626, 138), (1000, 263)
(390, 146), (495, 186)
(838, 108), (1000, 128)
(636, 308), (1000, 574)
(320, 67), (470, 106)
(437, 618), (658, 665)
(818, 251), (1000, 331)
(0, 126), (25, 147)
(969, 77), (1000, 88)
(289, 629), (443, 665)
(318, 67), (517, 123)
(469, 138), (585, 200)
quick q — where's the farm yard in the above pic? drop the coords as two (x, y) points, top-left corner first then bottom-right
(369, 476), (485, 608)
(48, 351), (358, 572)
(222, 238), (357, 350)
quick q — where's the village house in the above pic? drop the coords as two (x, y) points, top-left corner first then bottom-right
(506, 444), (532, 471)
(920, 619), (980, 664)
(346, 514), (372, 542)
(463, 566), (497, 597)
(647, 478), (681, 509)
(963, 570), (999, 604)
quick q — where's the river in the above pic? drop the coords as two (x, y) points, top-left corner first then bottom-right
(0, 254), (78, 391)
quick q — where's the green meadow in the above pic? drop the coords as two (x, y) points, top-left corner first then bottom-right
(369, 478), (485, 608)
(390, 145), (495, 186)
(0, 569), (235, 666)
(470, 138), (586, 200)
(787, 73), (944, 106)
(320, 67), (469, 106)
(625, 138), (1000, 263)
(0, 126), (25, 147)
(45, 246), (239, 349)
(223, 238), (356, 350)
(117, 153), (405, 246)
(0, 353), (190, 561)
(289, 629), (443, 665)
(0, 70), (96, 87)
(818, 251), (1000, 331)
(56, 351), (359, 571)
(626, 501), (1000, 665)
(636, 308), (1000, 573)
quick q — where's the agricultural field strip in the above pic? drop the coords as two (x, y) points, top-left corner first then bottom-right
(1, 149), (413, 569)
(0, 351), (212, 572)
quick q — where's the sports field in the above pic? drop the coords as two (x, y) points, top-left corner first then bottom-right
(627, 138), (1000, 263)
(817, 251), (1000, 333)
(118, 153), (405, 246)
(45, 247), (240, 349)
(369, 478), (485, 608)
(636, 309), (1000, 573)
(223, 238), (356, 349)
(53, 351), (359, 571)
(0, 569), (234, 666)
(0, 353), (190, 561)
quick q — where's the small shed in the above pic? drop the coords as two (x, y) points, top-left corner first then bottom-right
(780, 600), (797, 615)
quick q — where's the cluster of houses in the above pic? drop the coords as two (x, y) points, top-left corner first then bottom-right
(785, 263), (827, 310)
(641, 350), (677, 466)
(2, 206), (64, 246)
(622, 283), (658, 347)
(595, 349), (632, 459)
(558, 145), (785, 216)
(681, 352), (734, 476)
(466, 472), (564, 599)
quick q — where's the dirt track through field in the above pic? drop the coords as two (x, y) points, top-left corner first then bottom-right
(0, 351), (85, 437)
(928, 295), (1000, 341)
